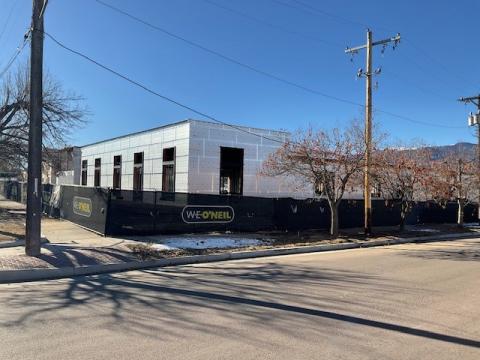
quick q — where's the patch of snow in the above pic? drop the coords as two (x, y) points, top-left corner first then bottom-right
(150, 237), (271, 250)
(410, 228), (441, 233)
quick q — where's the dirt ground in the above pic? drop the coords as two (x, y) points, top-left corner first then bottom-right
(261, 223), (477, 246)
(126, 223), (479, 260)
(0, 201), (25, 241)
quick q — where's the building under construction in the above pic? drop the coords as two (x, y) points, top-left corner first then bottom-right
(77, 119), (308, 198)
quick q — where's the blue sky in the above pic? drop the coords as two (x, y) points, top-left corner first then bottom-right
(1, 0), (479, 146)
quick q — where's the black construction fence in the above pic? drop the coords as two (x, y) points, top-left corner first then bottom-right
(0, 180), (27, 203)
(60, 186), (480, 235)
(59, 185), (110, 234)
(1, 181), (478, 236)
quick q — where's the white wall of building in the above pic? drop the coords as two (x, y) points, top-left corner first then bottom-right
(187, 120), (303, 197)
(81, 121), (190, 192)
(79, 119), (315, 198)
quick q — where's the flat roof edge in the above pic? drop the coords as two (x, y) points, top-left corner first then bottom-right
(80, 119), (289, 148)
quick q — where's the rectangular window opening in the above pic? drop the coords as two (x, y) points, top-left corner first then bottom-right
(219, 147), (243, 195)
(94, 158), (101, 187)
(162, 147), (175, 192)
(133, 152), (143, 191)
(81, 160), (88, 186)
(113, 155), (122, 190)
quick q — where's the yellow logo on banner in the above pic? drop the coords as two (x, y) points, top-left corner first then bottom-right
(73, 196), (92, 217)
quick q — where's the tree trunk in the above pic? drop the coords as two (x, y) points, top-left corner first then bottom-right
(399, 213), (406, 232)
(399, 201), (408, 232)
(457, 199), (464, 228)
(329, 201), (339, 238)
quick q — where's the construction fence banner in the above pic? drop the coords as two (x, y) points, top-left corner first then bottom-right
(104, 190), (479, 235)
(106, 190), (275, 235)
(58, 185), (110, 234)
(1, 181), (478, 236)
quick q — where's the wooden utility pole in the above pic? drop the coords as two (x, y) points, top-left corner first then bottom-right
(25, 0), (47, 257)
(457, 158), (465, 227)
(458, 95), (480, 224)
(364, 30), (373, 236)
(345, 29), (400, 235)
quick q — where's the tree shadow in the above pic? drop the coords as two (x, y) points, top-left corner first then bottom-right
(396, 240), (480, 262)
(36, 244), (134, 268)
(0, 262), (478, 349)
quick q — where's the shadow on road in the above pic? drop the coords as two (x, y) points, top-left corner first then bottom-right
(0, 262), (478, 349)
(395, 240), (480, 262)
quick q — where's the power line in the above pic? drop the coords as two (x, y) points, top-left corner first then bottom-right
(271, 0), (476, 94)
(384, 68), (452, 102)
(93, 0), (462, 130)
(0, 0), (17, 45)
(201, 0), (342, 47)
(270, 0), (390, 33)
(0, 32), (30, 80)
(373, 108), (462, 129)
(43, 31), (287, 145)
(402, 38), (479, 91)
(94, 0), (361, 108)
(395, 51), (466, 95)
(290, 0), (372, 29)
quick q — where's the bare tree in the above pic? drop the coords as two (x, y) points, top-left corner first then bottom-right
(0, 65), (86, 170)
(262, 123), (365, 237)
(374, 144), (432, 231)
(427, 154), (477, 227)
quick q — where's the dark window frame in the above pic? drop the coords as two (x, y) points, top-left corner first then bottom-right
(133, 152), (144, 191)
(94, 158), (101, 187)
(81, 159), (88, 186)
(113, 155), (122, 190)
(162, 147), (176, 192)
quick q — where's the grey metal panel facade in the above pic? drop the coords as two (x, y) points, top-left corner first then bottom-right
(79, 119), (314, 198)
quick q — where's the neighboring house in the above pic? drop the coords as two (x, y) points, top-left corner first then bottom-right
(43, 146), (81, 185)
(78, 119), (312, 198)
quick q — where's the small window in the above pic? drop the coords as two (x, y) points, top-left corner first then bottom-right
(81, 160), (88, 186)
(94, 158), (101, 187)
(133, 152), (143, 191)
(162, 147), (175, 192)
(163, 147), (175, 162)
(113, 155), (122, 189)
(134, 152), (143, 164)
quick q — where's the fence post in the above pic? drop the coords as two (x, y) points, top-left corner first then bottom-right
(153, 190), (158, 233)
(104, 188), (112, 237)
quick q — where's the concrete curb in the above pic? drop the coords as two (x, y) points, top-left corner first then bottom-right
(1, 231), (478, 284)
(0, 239), (25, 249)
(0, 237), (48, 249)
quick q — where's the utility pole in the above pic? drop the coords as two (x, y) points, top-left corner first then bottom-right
(345, 29), (400, 235)
(25, 0), (47, 257)
(458, 94), (480, 224)
(457, 158), (465, 227)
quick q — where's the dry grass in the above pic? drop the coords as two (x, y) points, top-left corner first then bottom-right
(0, 205), (25, 241)
(126, 224), (479, 260)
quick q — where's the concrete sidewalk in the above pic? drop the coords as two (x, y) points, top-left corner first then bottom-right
(0, 224), (479, 283)
(1, 194), (480, 284)
(0, 218), (139, 273)
(0, 195), (140, 275)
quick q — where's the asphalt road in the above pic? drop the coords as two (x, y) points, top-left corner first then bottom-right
(0, 238), (479, 360)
